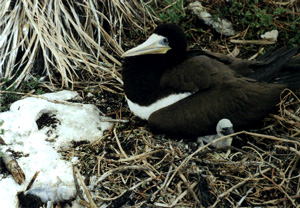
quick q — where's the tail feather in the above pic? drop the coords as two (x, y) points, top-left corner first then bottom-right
(256, 47), (287, 62)
(282, 55), (300, 71)
(186, 47), (300, 88)
(268, 49), (300, 89)
(273, 69), (300, 89)
(248, 47), (299, 83)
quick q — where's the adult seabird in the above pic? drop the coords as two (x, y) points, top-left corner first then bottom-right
(122, 23), (300, 138)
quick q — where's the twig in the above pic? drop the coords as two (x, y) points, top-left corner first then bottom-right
(96, 177), (155, 201)
(275, 145), (300, 157)
(102, 118), (129, 123)
(248, 48), (264, 60)
(73, 165), (83, 200)
(78, 199), (91, 207)
(114, 128), (128, 158)
(275, 194), (300, 204)
(170, 181), (198, 207)
(230, 39), (276, 45)
(74, 166), (97, 208)
(118, 149), (167, 162)
(211, 168), (271, 207)
(236, 187), (254, 208)
(149, 165), (173, 202)
(177, 168), (200, 204)
(96, 166), (151, 184)
(284, 109), (300, 123)
(1, 152), (25, 185)
(26, 171), (40, 191)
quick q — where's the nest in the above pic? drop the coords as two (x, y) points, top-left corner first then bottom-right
(60, 89), (300, 207)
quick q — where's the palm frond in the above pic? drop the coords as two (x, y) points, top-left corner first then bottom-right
(0, 0), (157, 89)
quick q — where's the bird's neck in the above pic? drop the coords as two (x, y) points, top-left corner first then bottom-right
(122, 55), (178, 105)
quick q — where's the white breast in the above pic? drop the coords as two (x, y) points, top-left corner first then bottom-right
(126, 92), (193, 120)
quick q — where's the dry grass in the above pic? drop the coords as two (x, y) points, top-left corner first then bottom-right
(0, 0), (157, 91)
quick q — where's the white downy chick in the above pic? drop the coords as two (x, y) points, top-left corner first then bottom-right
(197, 118), (234, 149)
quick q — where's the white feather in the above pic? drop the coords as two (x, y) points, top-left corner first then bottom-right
(126, 92), (193, 120)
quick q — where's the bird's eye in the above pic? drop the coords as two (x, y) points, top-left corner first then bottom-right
(161, 38), (169, 45)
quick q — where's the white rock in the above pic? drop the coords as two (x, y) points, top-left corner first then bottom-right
(0, 90), (113, 207)
(261, 30), (278, 42)
(188, 1), (236, 36)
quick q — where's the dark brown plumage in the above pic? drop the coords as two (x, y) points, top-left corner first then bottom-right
(122, 23), (300, 138)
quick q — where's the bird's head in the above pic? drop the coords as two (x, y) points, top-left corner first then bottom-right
(122, 24), (187, 61)
(216, 118), (234, 137)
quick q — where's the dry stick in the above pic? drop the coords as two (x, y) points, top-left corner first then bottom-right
(1, 152), (25, 185)
(78, 199), (91, 208)
(236, 187), (254, 208)
(248, 47), (265, 60)
(96, 166), (151, 184)
(151, 165), (173, 202)
(96, 177), (155, 201)
(230, 39), (276, 45)
(286, 157), (299, 194)
(284, 109), (300, 123)
(275, 145), (300, 157)
(96, 191), (129, 201)
(177, 168), (200, 204)
(243, 131), (300, 146)
(114, 128), (128, 158)
(153, 181), (199, 208)
(96, 154), (105, 177)
(275, 194), (300, 204)
(245, 198), (283, 206)
(102, 118), (128, 123)
(0, 90), (83, 106)
(154, 152), (171, 168)
(130, 176), (155, 191)
(142, 160), (158, 179)
(99, 26), (124, 55)
(118, 149), (167, 162)
(74, 166), (97, 208)
(211, 168), (271, 208)
(273, 114), (297, 126)
(170, 181), (198, 207)
(73, 165), (84, 200)
(153, 202), (173, 208)
(161, 165), (173, 194)
(25, 171), (40, 191)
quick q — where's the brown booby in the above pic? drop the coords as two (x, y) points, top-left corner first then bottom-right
(122, 23), (300, 138)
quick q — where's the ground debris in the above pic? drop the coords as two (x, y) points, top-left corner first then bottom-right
(1, 151), (25, 185)
(188, 1), (236, 36)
